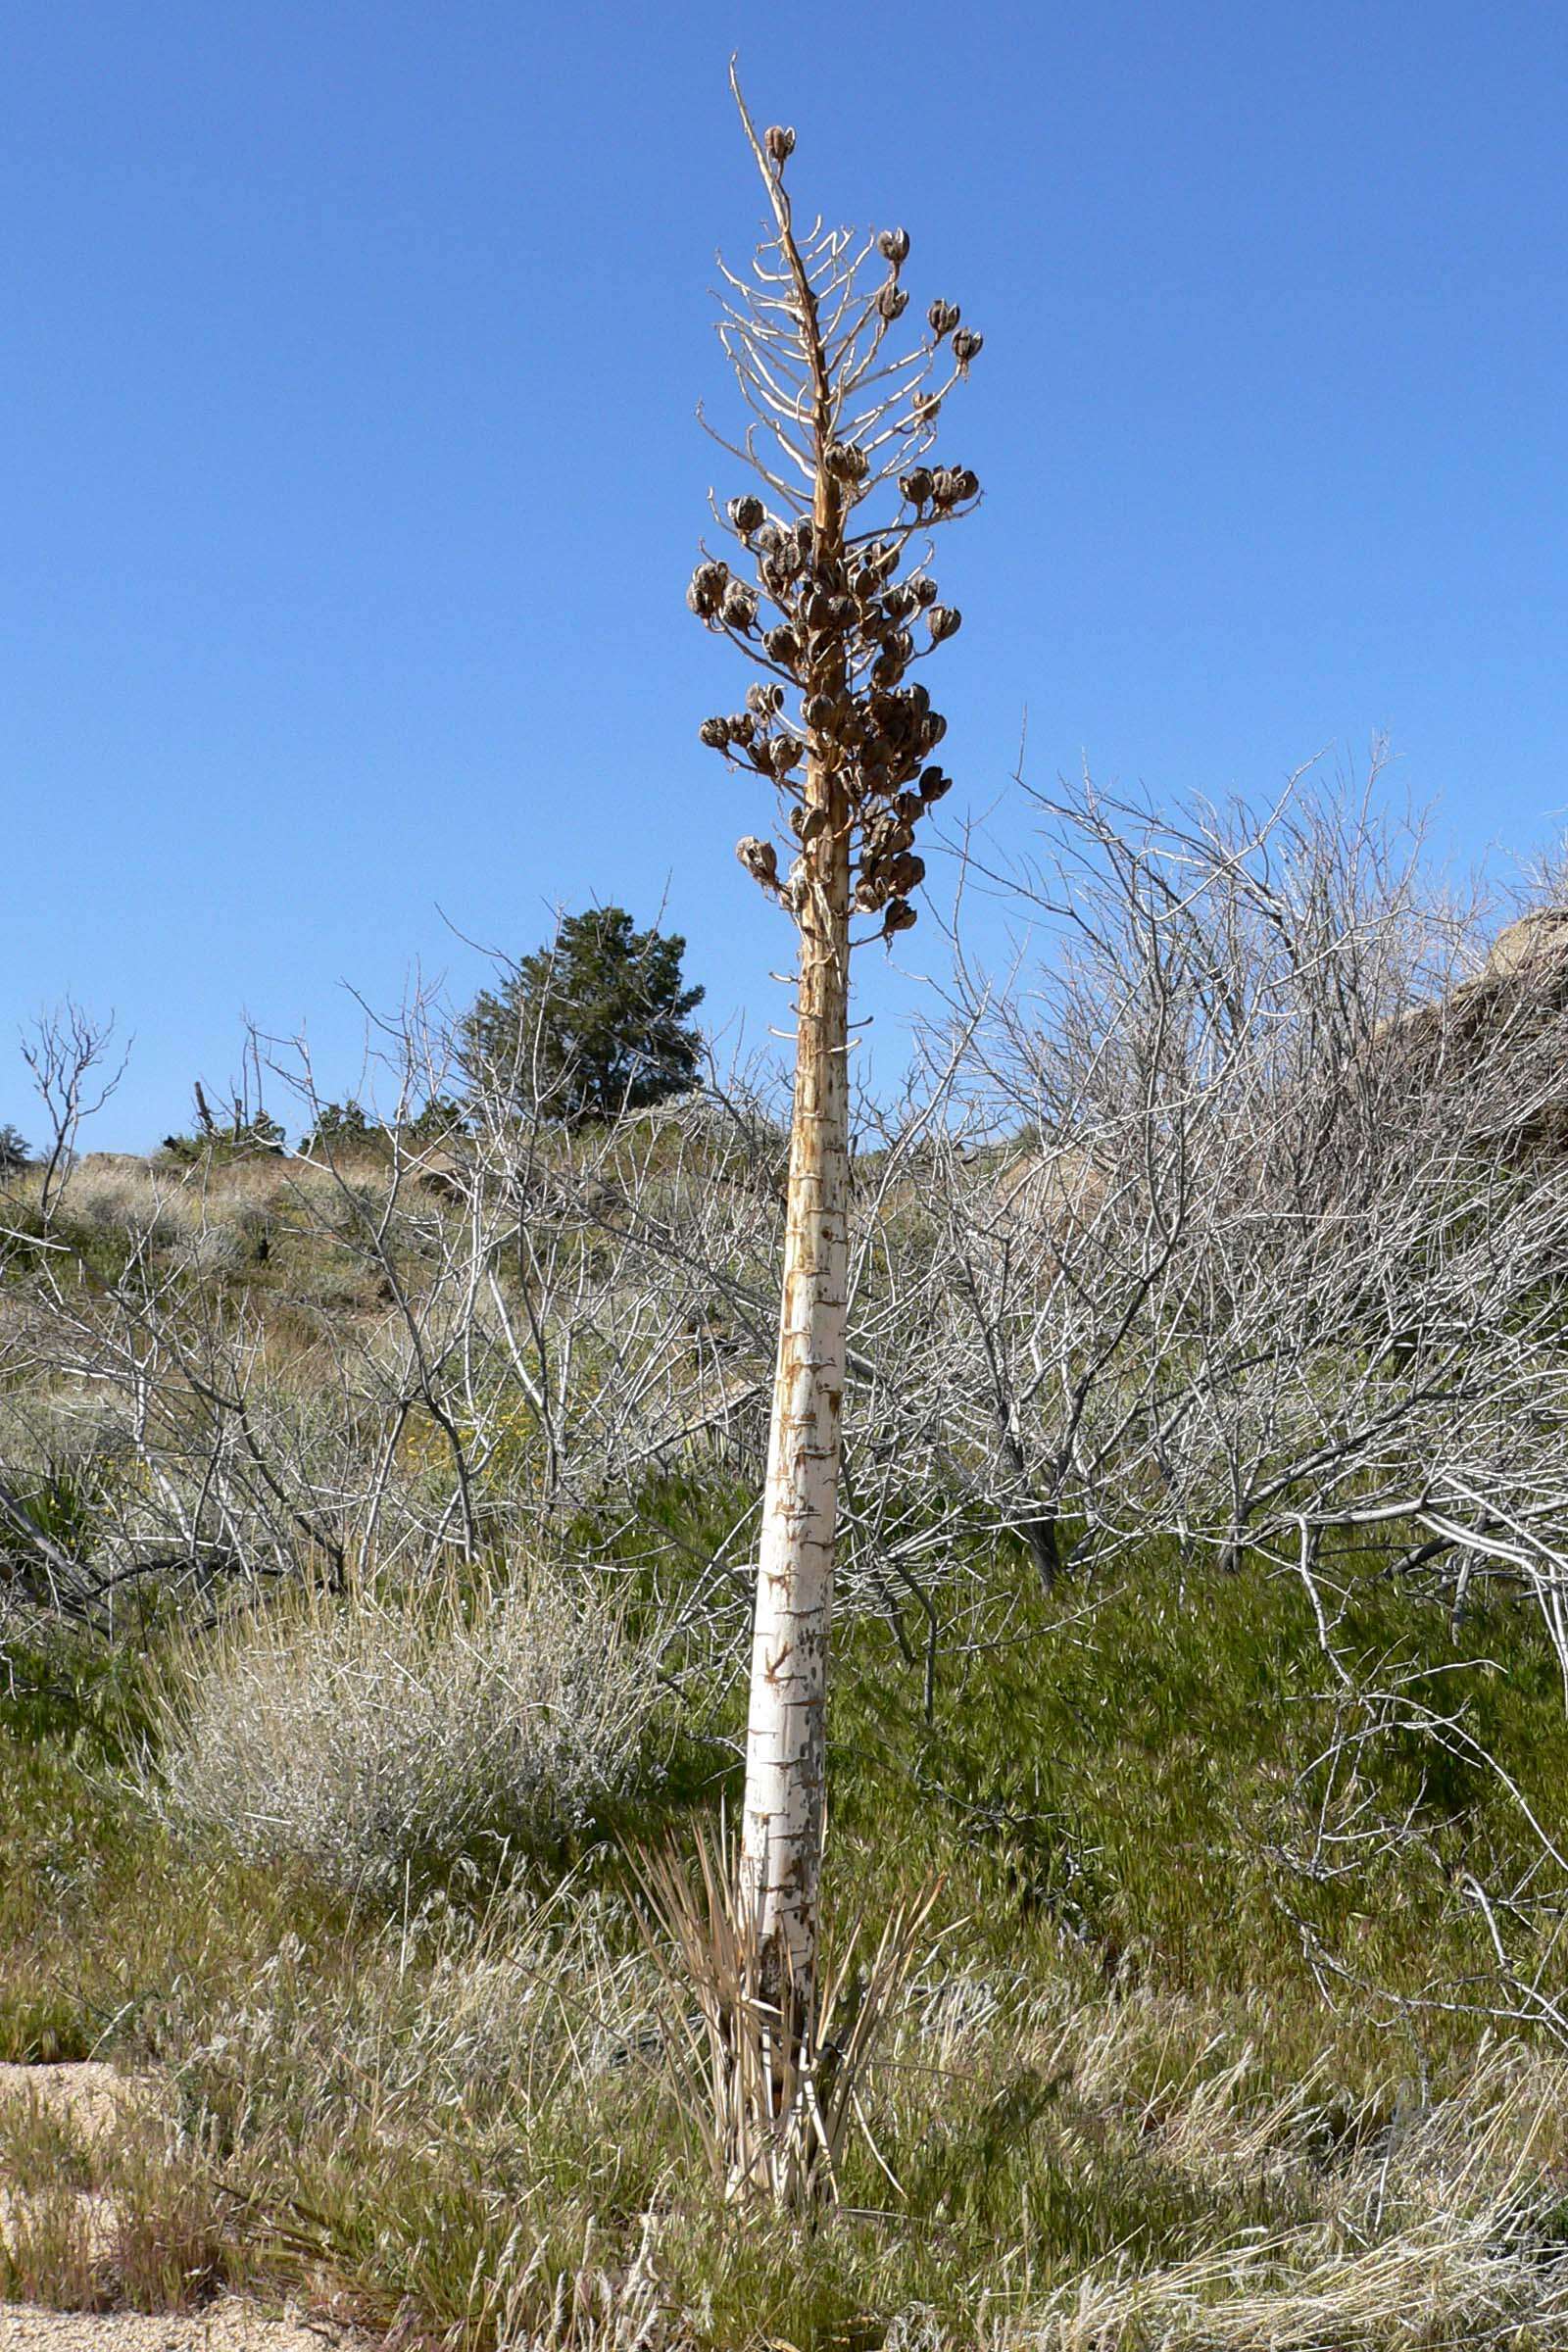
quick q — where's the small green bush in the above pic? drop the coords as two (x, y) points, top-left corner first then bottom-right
(158, 1111), (285, 1166)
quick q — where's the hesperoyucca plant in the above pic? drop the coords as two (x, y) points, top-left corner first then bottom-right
(686, 67), (984, 2194)
(630, 1818), (941, 2208)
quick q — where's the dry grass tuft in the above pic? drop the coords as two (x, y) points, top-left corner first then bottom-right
(0, 2068), (245, 2316)
(1016, 2207), (1565, 2351)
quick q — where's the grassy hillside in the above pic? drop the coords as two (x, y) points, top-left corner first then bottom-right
(8, 837), (1568, 2349)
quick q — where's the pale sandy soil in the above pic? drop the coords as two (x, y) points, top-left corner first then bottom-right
(0, 2071), (141, 2142)
(0, 2303), (366, 2352)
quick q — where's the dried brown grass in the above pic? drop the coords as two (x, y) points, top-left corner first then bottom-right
(629, 1820), (942, 2209)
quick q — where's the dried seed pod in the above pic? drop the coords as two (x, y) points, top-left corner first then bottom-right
(862, 808), (912, 856)
(875, 282), (908, 322)
(883, 583), (918, 623)
(930, 468), (960, 510)
(953, 468), (980, 502)
(899, 466), (934, 509)
(803, 587), (838, 631)
(754, 521), (783, 556)
(871, 702), (911, 755)
(793, 517), (815, 558)
(951, 328), (984, 368)
(721, 581), (759, 631)
(736, 836), (779, 887)
(727, 494), (766, 535)
(764, 124), (796, 165)
(919, 765), (953, 802)
(871, 652), (907, 690)
(921, 710), (948, 749)
(763, 623), (801, 667)
(855, 874), (890, 913)
(686, 559), (729, 618)
(877, 226), (910, 267)
(727, 710), (756, 744)
(892, 791), (924, 824)
(883, 897), (918, 938)
(746, 680), (785, 715)
(912, 390), (942, 421)
(824, 441), (870, 483)
(699, 716), (731, 750)
(803, 692), (839, 732)
(927, 299), (960, 339)
(769, 734), (803, 775)
(927, 605), (962, 643)
(912, 575), (941, 608)
(888, 851), (926, 896)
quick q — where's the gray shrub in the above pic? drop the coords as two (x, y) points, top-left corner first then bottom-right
(158, 1568), (661, 1898)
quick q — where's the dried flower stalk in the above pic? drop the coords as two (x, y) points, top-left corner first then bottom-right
(688, 63), (982, 2080)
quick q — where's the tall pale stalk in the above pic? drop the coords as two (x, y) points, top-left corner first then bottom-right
(684, 68), (984, 2186)
(738, 184), (852, 2003)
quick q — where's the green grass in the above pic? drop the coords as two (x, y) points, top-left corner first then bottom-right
(831, 1545), (1568, 2034)
(4, 1538), (1568, 2344)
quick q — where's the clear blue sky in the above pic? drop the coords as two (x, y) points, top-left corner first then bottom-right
(6, 1), (1566, 1149)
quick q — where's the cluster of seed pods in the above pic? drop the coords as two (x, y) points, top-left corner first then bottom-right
(690, 189), (980, 941)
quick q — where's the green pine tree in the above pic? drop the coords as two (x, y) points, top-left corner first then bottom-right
(460, 908), (705, 1126)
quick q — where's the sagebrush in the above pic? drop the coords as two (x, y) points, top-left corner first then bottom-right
(156, 1567), (665, 1897)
